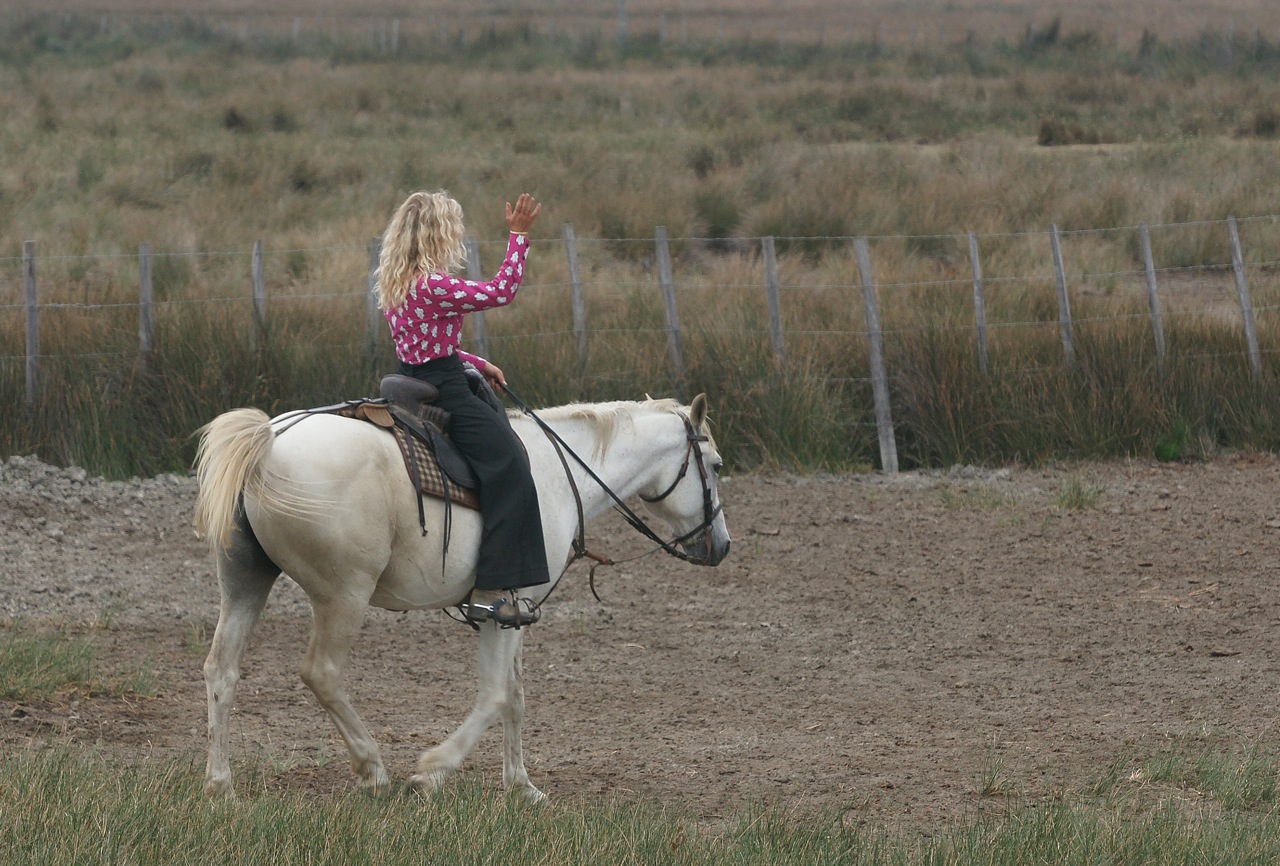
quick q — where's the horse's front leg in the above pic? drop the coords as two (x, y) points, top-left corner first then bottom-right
(501, 639), (546, 803)
(411, 624), (524, 796)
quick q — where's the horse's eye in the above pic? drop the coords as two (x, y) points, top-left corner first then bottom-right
(712, 462), (723, 475)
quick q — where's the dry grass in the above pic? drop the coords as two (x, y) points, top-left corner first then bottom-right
(7, 1), (1280, 45)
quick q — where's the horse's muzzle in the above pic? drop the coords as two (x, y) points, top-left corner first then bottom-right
(683, 532), (730, 567)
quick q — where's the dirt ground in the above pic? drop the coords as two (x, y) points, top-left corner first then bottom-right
(3, 452), (1280, 826)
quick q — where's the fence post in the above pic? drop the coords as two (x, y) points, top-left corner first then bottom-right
(854, 237), (899, 474)
(967, 231), (988, 372)
(463, 236), (491, 360)
(1138, 223), (1166, 365)
(655, 226), (687, 401)
(138, 242), (154, 358)
(1228, 216), (1262, 377)
(251, 239), (266, 352)
(23, 241), (39, 405)
(762, 236), (786, 371)
(1049, 224), (1076, 366)
(366, 236), (383, 369)
(564, 223), (588, 372)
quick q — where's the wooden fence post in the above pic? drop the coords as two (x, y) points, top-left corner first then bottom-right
(564, 223), (588, 372)
(762, 236), (786, 371)
(463, 236), (491, 360)
(967, 231), (988, 372)
(23, 241), (39, 405)
(1049, 224), (1076, 366)
(854, 237), (898, 474)
(1228, 216), (1262, 377)
(655, 226), (687, 401)
(366, 236), (383, 369)
(1138, 223), (1166, 365)
(251, 239), (266, 352)
(138, 242), (154, 358)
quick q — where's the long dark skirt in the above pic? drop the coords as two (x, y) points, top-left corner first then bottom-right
(399, 354), (550, 591)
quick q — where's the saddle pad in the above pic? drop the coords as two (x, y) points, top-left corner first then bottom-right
(390, 425), (481, 512)
(329, 400), (481, 512)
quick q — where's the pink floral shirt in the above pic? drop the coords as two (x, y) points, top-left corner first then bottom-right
(384, 232), (530, 368)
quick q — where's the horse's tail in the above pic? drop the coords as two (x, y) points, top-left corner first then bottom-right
(193, 408), (275, 553)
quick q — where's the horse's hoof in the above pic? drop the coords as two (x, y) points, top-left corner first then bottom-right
(407, 769), (449, 797)
(513, 785), (549, 806)
(361, 778), (393, 799)
(204, 776), (235, 799)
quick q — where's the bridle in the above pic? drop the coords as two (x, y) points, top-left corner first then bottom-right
(637, 413), (721, 557)
(502, 386), (724, 572)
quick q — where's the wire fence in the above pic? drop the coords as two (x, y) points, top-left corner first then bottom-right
(4, 213), (1279, 470)
(3, 217), (1277, 355)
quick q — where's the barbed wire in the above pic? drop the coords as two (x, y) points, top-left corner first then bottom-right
(0, 272), (1255, 311)
(0, 253), (1268, 313)
(4, 217), (1278, 390)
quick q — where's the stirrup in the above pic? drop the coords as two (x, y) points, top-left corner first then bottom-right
(460, 593), (541, 628)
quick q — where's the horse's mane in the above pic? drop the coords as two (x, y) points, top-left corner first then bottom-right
(531, 398), (686, 460)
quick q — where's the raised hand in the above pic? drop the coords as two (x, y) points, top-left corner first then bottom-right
(505, 193), (542, 234)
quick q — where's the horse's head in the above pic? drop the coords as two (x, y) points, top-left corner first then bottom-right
(638, 394), (731, 567)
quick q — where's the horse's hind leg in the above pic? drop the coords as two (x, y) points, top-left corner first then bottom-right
(299, 592), (390, 793)
(204, 544), (278, 796)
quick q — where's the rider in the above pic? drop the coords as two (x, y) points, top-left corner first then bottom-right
(376, 190), (550, 627)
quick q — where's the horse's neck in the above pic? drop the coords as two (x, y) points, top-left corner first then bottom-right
(541, 413), (665, 521)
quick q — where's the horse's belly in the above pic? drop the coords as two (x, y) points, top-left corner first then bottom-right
(368, 583), (455, 611)
(369, 519), (481, 611)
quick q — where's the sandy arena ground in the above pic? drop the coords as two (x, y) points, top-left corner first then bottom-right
(3, 453), (1279, 825)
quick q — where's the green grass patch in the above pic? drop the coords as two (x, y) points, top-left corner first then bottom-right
(5, 743), (1280, 865)
(1055, 474), (1105, 511)
(0, 623), (155, 700)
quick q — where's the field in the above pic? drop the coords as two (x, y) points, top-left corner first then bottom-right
(5, 0), (1280, 476)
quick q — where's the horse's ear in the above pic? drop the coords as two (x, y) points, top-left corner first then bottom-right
(690, 393), (708, 428)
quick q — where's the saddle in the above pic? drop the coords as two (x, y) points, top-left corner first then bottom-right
(324, 374), (481, 516)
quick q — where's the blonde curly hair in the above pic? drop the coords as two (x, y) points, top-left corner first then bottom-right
(375, 190), (467, 311)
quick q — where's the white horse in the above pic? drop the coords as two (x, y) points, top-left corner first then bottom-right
(193, 393), (730, 801)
